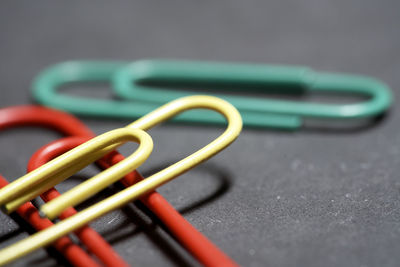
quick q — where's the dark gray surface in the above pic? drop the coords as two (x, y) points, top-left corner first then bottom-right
(0, 1), (399, 266)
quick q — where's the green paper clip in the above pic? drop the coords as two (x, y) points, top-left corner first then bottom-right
(33, 60), (392, 129)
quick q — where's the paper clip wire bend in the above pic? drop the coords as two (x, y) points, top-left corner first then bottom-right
(0, 95), (242, 265)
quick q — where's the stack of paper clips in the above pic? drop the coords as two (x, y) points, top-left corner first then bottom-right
(0, 60), (393, 266)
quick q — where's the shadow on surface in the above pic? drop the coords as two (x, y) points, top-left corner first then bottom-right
(140, 162), (233, 214)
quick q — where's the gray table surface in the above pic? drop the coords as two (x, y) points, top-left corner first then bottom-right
(0, 1), (399, 266)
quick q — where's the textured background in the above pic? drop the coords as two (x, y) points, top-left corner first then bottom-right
(0, 1), (399, 266)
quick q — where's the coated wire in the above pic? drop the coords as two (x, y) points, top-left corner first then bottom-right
(0, 106), (128, 266)
(0, 175), (101, 267)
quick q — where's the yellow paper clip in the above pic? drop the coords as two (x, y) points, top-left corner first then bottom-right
(0, 95), (242, 265)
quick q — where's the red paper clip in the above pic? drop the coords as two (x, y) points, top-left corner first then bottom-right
(0, 106), (128, 267)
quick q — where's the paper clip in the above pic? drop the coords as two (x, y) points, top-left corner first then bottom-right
(0, 95), (242, 266)
(0, 106), (128, 267)
(32, 60), (392, 129)
(3, 106), (238, 266)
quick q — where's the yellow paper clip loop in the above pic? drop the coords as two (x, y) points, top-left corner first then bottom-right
(0, 95), (242, 265)
(0, 127), (153, 214)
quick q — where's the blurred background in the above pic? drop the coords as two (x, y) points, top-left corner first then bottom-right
(0, 1), (399, 266)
